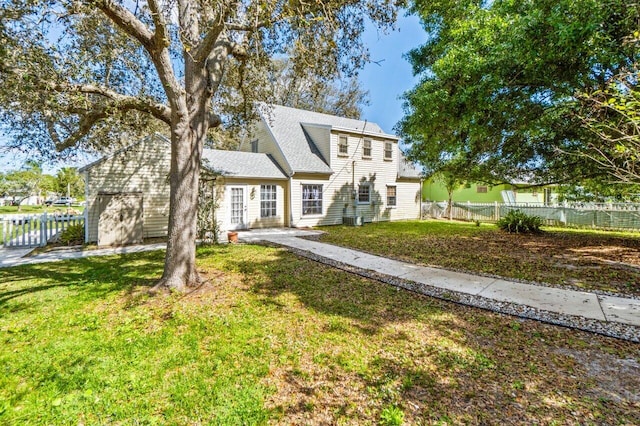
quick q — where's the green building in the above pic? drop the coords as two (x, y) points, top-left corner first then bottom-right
(422, 179), (558, 204)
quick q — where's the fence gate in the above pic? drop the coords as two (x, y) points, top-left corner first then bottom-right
(1, 213), (85, 249)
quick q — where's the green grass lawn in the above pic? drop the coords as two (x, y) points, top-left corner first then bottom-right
(318, 220), (640, 297)
(0, 205), (84, 215)
(1, 245), (638, 424)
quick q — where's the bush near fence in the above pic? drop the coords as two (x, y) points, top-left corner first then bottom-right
(421, 201), (640, 231)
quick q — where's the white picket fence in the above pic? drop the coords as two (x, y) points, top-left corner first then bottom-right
(422, 201), (640, 231)
(1, 213), (85, 248)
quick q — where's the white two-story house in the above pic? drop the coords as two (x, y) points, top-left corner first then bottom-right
(81, 104), (421, 245)
(236, 104), (422, 229)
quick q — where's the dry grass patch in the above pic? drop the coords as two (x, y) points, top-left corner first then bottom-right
(318, 220), (640, 296)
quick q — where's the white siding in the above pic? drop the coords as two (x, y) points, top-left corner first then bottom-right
(242, 122), (292, 175)
(85, 136), (170, 242)
(215, 178), (288, 234)
(301, 124), (331, 164)
(291, 131), (420, 227)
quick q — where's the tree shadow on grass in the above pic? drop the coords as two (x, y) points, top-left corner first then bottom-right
(229, 244), (460, 336)
(224, 246), (640, 423)
(0, 250), (165, 313)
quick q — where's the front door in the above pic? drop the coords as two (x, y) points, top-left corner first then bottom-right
(227, 186), (247, 230)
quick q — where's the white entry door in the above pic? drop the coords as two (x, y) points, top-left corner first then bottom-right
(227, 186), (248, 230)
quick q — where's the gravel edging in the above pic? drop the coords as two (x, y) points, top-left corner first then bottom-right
(266, 242), (640, 344)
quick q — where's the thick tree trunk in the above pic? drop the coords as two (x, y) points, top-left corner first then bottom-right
(152, 41), (216, 292)
(156, 123), (206, 291)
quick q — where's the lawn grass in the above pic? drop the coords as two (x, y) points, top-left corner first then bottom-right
(1, 244), (639, 424)
(318, 220), (640, 297)
(0, 205), (84, 215)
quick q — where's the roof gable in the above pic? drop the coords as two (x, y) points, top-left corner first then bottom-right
(257, 104), (397, 174)
(79, 133), (170, 173)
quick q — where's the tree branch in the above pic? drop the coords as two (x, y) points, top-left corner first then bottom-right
(46, 81), (172, 123)
(94, 0), (184, 113)
(91, 0), (154, 50)
(147, 0), (171, 50)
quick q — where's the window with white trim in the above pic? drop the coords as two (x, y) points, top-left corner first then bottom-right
(260, 185), (277, 217)
(302, 184), (323, 215)
(358, 183), (371, 204)
(362, 139), (372, 158)
(338, 135), (348, 155)
(250, 139), (259, 153)
(384, 141), (393, 160)
(386, 186), (397, 207)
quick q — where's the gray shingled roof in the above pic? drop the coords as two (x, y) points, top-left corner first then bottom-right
(258, 104), (397, 174)
(202, 149), (287, 179)
(398, 150), (422, 179)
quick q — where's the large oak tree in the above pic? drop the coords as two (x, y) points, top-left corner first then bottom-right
(0, 0), (401, 291)
(399, 0), (639, 186)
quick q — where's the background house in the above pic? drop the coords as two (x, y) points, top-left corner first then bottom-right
(81, 105), (421, 245)
(423, 179), (558, 205)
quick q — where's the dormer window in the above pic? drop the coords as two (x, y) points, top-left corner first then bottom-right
(362, 139), (372, 158)
(251, 139), (258, 153)
(338, 135), (348, 156)
(384, 141), (393, 160)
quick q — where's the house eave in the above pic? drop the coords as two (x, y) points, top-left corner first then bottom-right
(300, 122), (399, 140)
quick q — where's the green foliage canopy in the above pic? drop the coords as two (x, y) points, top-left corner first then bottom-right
(56, 167), (84, 198)
(399, 0), (639, 185)
(0, 0), (405, 289)
(0, 0), (399, 158)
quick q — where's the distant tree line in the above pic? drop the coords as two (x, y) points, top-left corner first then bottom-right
(0, 161), (84, 208)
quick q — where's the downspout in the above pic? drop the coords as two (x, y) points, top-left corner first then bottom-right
(352, 160), (356, 215)
(83, 170), (90, 243)
(288, 171), (294, 228)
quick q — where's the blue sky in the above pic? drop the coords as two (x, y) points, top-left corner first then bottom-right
(0, 13), (425, 174)
(359, 13), (426, 134)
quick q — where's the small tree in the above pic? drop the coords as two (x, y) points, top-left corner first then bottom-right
(435, 171), (465, 220)
(56, 167), (85, 199)
(2, 161), (46, 210)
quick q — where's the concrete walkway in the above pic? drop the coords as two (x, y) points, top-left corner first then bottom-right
(0, 243), (166, 268)
(1, 228), (638, 338)
(237, 229), (640, 336)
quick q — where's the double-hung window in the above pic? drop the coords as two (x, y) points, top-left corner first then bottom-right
(302, 184), (323, 215)
(384, 141), (393, 160)
(386, 186), (397, 207)
(338, 135), (348, 156)
(362, 139), (372, 158)
(260, 185), (277, 217)
(358, 183), (371, 204)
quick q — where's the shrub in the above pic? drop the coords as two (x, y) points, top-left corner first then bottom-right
(58, 224), (85, 246)
(380, 405), (405, 426)
(496, 210), (543, 234)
